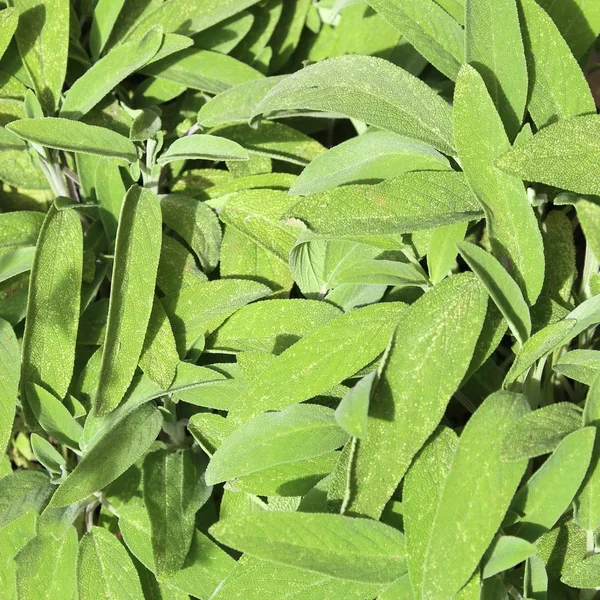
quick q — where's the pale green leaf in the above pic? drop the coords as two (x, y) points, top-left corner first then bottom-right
(0, 318), (18, 452)
(554, 349), (600, 385)
(0, 470), (52, 527)
(335, 371), (376, 439)
(157, 134), (249, 165)
(561, 554), (600, 589)
(482, 536), (536, 579)
(0, 247), (35, 284)
(30, 434), (65, 474)
(268, 0), (310, 72)
(89, 0), (126, 59)
(427, 222), (467, 284)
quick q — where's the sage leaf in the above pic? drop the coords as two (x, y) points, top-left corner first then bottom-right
(0, 318), (18, 452)
(555, 349), (600, 386)
(334, 371), (376, 440)
(157, 134), (249, 165)
(561, 554), (600, 589)
(482, 536), (536, 579)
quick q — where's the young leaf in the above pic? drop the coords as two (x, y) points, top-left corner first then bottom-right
(457, 241), (531, 345)
(30, 433), (65, 474)
(206, 404), (348, 485)
(481, 536), (536, 579)
(348, 274), (487, 518)
(335, 371), (376, 439)
(404, 427), (458, 600)
(574, 374), (600, 531)
(210, 512), (407, 584)
(501, 402), (583, 462)
(517, 0), (595, 129)
(290, 131), (449, 196)
(554, 349), (600, 385)
(50, 402), (163, 507)
(7, 118), (138, 163)
(510, 427), (595, 541)
(61, 27), (162, 120)
(454, 64), (545, 305)
(496, 115), (600, 196)
(252, 55), (455, 155)
(95, 186), (162, 415)
(21, 205), (82, 400)
(421, 391), (530, 600)
(227, 302), (407, 424)
(77, 526), (145, 600)
(157, 134), (249, 165)
(366, 0), (464, 80)
(465, 0), (528, 139)
(0, 318), (19, 452)
(12, 0), (69, 114)
(143, 448), (210, 576)
(287, 171), (482, 238)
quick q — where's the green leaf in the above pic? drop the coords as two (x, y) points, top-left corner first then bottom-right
(7, 118), (138, 163)
(517, 0), (595, 129)
(12, 0), (69, 114)
(334, 371), (376, 439)
(0, 470), (53, 527)
(157, 233), (208, 297)
(30, 434), (65, 475)
(25, 382), (83, 448)
(482, 536), (536, 579)
(61, 27), (162, 120)
(208, 299), (341, 354)
(454, 64), (545, 305)
(89, 0), (126, 59)
(119, 505), (235, 600)
(427, 222), (467, 285)
(501, 402), (583, 462)
(574, 374), (600, 531)
(404, 427), (458, 600)
(16, 523), (78, 600)
(227, 302), (406, 425)
(458, 241), (531, 346)
(465, 0), (528, 139)
(0, 212), (44, 255)
(366, 0), (464, 80)
(421, 391), (530, 600)
(252, 55), (455, 155)
(288, 171), (482, 238)
(143, 448), (210, 576)
(496, 115), (600, 196)
(157, 134), (249, 165)
(143, 48), (264, 93)
(504, 319), (576, 385)
(348, 274), (488, 518)
(561, 554), (600, 589)
(268, 0), (310, 72)
(0, 247), (35, 284)
(21, 205), (82, 400)
(0, 318), (18, 452)
(49, 402), (163, 507)
(163, 279), (271, 355)
(206, 404), (348, 485)
(77, 526), (144, 600)
(95, 186), (162, 415)
(510, 427), (595, 541)
(290, 131), (449, 196)
(210, 512), (407, 584)
(554, 349), (600, 385)
(160, 193), (222, 273)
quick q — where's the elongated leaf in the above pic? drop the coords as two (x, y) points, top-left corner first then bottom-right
(454, 64), (545, 305)
(7, 118), (138, 162)
(252, 55), (455, 154)
(421, 391), (530, 600)
(0, 212), (44, 255)
(77, 526), (144, 600)
(269, 0), (310, 72)
(61, 27), (162, 120)
(348, 274), (488, 518)
(555, 349), (600, 385)
(427, 222), (467, 284)
(227, 302), (406, 424)
(95, 186), (162, 415)
(210, 512), (407, 584)
(290, 131), (449, 196)
(12, 0), (69, 113)
(0, 470), (52, 527)
(335, 371), (376, 440)
(0, 510), (37, 599)
(288, 171), (482, 238)
(21, 205), (82, 400)
(207, 404), (348, 485)
(511, 427), (595, 541)
(482, 536), (536, 579)
(574, 374), (600, 531)
(465, 0), (528, 139)
(157, 134), (249, 165)
(0, 319), (18, 452)
(518, 0), (595, 129)
(501, 402), (583, 462)
(458, 242), (531, 346)
(496, 115), (600, 196)
(366, 0), (464, 80)
(561, 554), (600, 588)
(0, 9), (17, 64)
(0, 247), (35, 284)
(50, 402), (163, 507)
(89, 0), (126, 59)
(208, 299), (341, 354)
(143, 448), (210, 576)
(404, 427), (458, 600)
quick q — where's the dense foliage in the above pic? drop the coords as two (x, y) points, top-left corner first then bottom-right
(1, 0), (600, 598)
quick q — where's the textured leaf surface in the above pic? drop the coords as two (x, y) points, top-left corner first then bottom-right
(0, 319), (18, 452)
